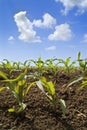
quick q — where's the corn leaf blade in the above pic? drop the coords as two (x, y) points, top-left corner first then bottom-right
(60, 99), (66, 116)
(0, 71), (8, 80)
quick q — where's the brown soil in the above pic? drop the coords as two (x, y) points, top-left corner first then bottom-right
(0, 69), (87, 130)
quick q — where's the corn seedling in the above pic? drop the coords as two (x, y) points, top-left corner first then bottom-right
(67, 75), (87, 91)
(66, 52), (87, 90)
(13, 61), (23, 70)
(1, 59), (12, 69)
(58, 57), (76, 76)
(79, 77), (87, 89)
(0, 69), (29, 113)
(36, 77), (66, 115)
(30, 57), (45, 78)
(77, 52), (87, 74)
(22, 60), (31, 68)
(0, 60), (22, 75)
(24, 76), (66, 115)
(45, 58), (58, 74)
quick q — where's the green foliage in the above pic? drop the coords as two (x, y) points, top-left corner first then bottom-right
(0, 69), (28, 113)
(66, 52), (87, 90)
(36, 77), (55, 99)
(45, 58), (58, 73)
(60, 99), (66, 116)
(77, 52), (87, 73)
(2, 59), (11, 69)
(0, 53), (87, 116)
(0, 71), (8, 80)
(58, 57), (76, 75)
(36, 77), (66, 115)
(66, 76), (83, 90)
(13, 61), (22, 70)
(67, 75), (87, 90)
(79, 77), (87, 90)
(30, 57), (45, 77)
(22, 60), (31, 68)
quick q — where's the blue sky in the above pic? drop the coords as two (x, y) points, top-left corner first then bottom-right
(0, 0), (87, 62)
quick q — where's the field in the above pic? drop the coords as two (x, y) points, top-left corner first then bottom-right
(0, 54), (87, 130)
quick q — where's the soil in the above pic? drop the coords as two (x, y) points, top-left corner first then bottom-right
(0, 69), (87, 130)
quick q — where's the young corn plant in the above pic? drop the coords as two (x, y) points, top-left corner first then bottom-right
(0, 59), (16, 78)
(22, 60), (31, 69)
(0, 59), (23, 74)
(66, 75), (87, 92)
(79, 77), (87, 90)
(1, 59), (12, 70)
(36, 77), (66, 115)
(25, 77), (66, 115)
(45, 58), (58, 74)
(67, 53), (87, 90)
(77, 52), (87, 75)
(58, 57), (76, 76)
(12, 61), (22, 70)
(0, 69), (30, 113)
(30, 57), (45, 79)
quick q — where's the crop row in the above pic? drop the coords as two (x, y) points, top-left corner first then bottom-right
(0, 52), (87, 116)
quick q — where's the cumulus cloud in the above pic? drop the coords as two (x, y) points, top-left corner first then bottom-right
(48, 23), (72, 41)
(55, 0), (87, 15)
(45, 46), (56, 50)
(8, 36), (14, 41)
(14, 11), (41, 43)
(82, 34), (87, 43)
(8, 36), (15, 44)
(33, 13), (56, 28)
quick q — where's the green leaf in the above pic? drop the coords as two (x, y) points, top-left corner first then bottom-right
(8, 108), (15, 113)
(70, 61), (76, 68)
(79, 84), (87, 89)
(82, 80), (87, 85)
(13, 80), (26, 103)
(36, 80), (52, 100)
(40, 77), (55, 96)
(6, 62), (11, 69)
(78, 52), (81, 60)
(66, 57), (71, 65)
(36, 80), (45, 93)
(1, 69), (27, 83)
(18, 81), (25, 102)
(0, 71), (8, 80)
(36, 79), (55, 101)
(0, 87), (6, 91)
(58, 59), (64, 64)
(17, 103), (26, 113)
(18, 80), (26, 86)
(67, 76), (83, 89)
(79, 61), (85, 68)
(26, 82), (36, 94)
(60, 99), (66, 115)
(79, 80), (87, 89)
(47, 81), (55, 96)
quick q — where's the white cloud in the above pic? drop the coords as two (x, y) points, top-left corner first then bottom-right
(55, 0), (87, 15)
(45, 46), (56, 50)
(48, 23), (72, 41)
(33, 13), (56, 28)
(82, 34), (87, 43)
(8, 36), (14, 41)
(14, 11), (41, 43)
